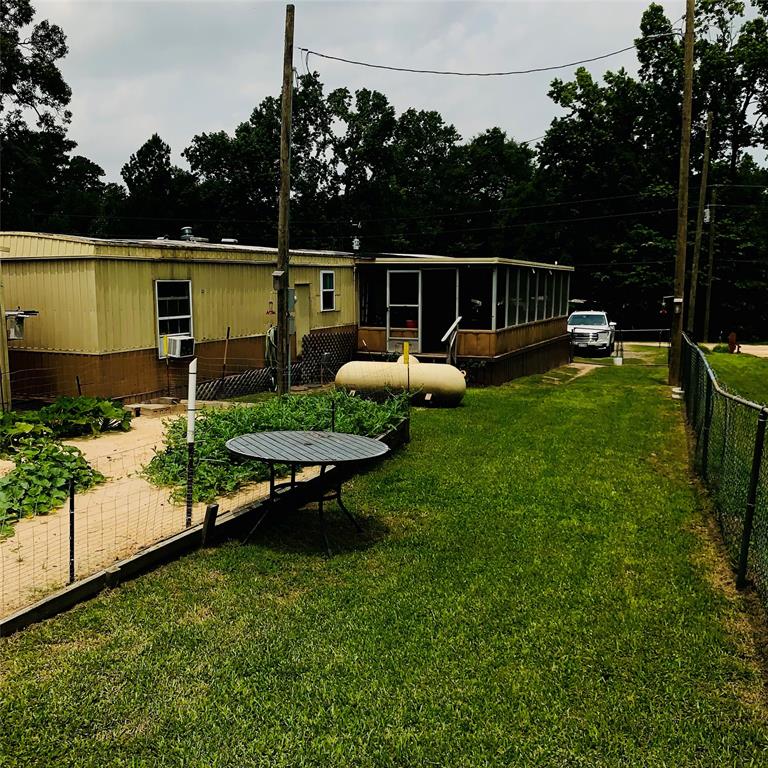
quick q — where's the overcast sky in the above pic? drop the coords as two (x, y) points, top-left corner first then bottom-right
(37, 0), (684, 184)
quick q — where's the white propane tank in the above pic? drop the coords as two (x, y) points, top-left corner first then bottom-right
(335, 360), (466, 406)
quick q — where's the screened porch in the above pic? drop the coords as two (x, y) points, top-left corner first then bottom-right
(356, 257), (573, 358)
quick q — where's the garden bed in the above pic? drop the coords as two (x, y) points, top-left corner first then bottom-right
(0, 392), (409, 619)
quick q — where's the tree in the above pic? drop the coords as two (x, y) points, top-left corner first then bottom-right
(121, 134), (199, 238)
(0, 0), (71, 130)
(534, 1), (768, 332)
(448, 128), (537, 257)
(0, 119), (75, 231)
(183, 98), (281, 244)
(1, 0), (117, 236)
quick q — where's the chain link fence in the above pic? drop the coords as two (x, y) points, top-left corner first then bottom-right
(681, 334), (768, 595)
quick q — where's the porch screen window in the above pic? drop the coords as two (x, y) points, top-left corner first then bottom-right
(156, 280), (192, 338)
(458, 266), (493, 330)
(528, 270), (538, 321)
(546, 273), (556, 318)
(537, 272), (547, 320)
(496, 268), (508, 330)
(506, 267), (518, 327)
(359, 268), (386, 326)
(561, 273), (570, 316)
(519, 270), (529, 324)
(321, 271), (335, 311)
(553, 273), (562, 317)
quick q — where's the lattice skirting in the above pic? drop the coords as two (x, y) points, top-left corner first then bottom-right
(196, 328), (357, 400)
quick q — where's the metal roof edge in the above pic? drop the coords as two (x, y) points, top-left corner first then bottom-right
(0, 232), (355, 260)
(354, 253), (574, 270)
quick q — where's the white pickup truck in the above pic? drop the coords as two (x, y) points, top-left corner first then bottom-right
(567, 311), (616, 355)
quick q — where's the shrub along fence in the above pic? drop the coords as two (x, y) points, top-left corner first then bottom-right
(681, 334), (768, 599)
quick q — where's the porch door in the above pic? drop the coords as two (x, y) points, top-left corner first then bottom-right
(421, 268), (458, 353)
(386, 270), (421, 353)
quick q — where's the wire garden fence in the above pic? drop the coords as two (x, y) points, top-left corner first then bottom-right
(681, 334), (768, 596)
(0, 428), (315, 620)
(0, 363), (405, 624)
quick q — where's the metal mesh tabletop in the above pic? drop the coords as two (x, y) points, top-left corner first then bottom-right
(225, 431), (389, 466)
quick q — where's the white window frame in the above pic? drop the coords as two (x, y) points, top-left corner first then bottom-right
(320, 270), (336, 312)
(155, 279), (193, 358)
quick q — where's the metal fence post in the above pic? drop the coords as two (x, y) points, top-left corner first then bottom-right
(701, 375), (713, 479)
(68, 477), (75, 585)
(737, 407), (768, 588)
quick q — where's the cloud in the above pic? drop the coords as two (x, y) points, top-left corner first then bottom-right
(36, 0), (684, 182)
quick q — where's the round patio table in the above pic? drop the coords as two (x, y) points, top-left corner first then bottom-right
(225, 431), (389, 553)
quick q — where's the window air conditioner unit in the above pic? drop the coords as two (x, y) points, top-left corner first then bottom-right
(166, 335), (195, 358)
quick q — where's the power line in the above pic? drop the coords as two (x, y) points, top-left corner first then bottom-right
(27, 191), (673, 229)
(298, 33), (678, 78)
(351, 192), (659, 225)
(292, 206), (686, 245)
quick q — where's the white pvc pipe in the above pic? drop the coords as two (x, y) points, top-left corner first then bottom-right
(187, 357), (197, 444)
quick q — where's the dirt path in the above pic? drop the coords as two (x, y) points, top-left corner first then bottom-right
(567, 362), (599, 380)
(0, 413), (318, 618)
(699, 343), (768, 358)
(734, 344), (768, 359)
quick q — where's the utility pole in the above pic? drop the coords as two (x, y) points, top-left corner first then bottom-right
(686, 109), (713, 338)
(276, 4), (295, 395)
(703, 185), (718, 343)
(669, 0), (695, 386)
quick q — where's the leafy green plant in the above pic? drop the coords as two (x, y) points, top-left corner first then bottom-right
(711, 343), (732, 354)
(144, 391), (408, 503)
(0, 397), (131, 456)
(36, 396), (132, 437)
(0, 411), (53, 454)
(0, 440), (105, 528)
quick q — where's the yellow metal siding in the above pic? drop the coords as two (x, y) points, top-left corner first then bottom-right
(0, 234), (357, 354)
(0, 233), (95, 260)
(94, 262), (356, 353)
(291, 265), (356, 329)
(94, 260), (275, 352)
(2, 259), (99, 352)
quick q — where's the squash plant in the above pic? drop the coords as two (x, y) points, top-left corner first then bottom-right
(0, 440), (105, 528)
(36, 396), (132, 437)
(0, 412), (53, 454)
(0, 395), (125, 534)
(0, 397), (131, 455)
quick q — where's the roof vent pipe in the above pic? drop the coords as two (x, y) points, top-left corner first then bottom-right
(180, 226), (193, 240)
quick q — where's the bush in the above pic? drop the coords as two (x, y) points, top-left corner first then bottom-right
(144, 391), (409, 503)
(0, 440), (105, 527)
(711, 343), (732, 354)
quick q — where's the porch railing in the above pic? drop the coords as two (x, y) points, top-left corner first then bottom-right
(441, 316), (462, 366)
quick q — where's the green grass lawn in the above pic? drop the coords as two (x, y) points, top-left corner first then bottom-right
(1, 363), (767, 766)
(705, 351), (768, 406)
